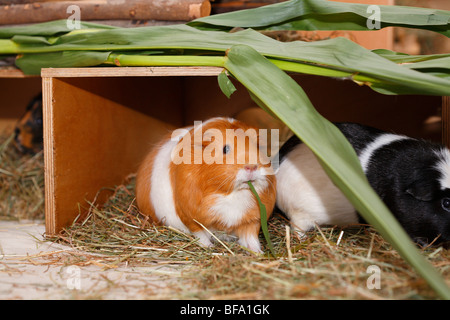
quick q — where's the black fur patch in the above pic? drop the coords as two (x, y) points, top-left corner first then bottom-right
(277, 134), (301, 162)
(334, 122), (385, 155)
(364, 138), (450, 245)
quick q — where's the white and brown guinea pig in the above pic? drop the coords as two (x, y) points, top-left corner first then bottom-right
(135, 117), (276, 253)
(277, 122), (450, 247)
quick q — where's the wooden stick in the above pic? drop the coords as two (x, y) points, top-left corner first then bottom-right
(0, 0), (211, 25)
(0, 0), (72, 5)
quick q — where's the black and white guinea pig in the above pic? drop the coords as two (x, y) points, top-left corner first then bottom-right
(276, 122), (450, 246)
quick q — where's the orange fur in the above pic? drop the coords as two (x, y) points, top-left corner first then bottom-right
(135, 118), (277, 250)
(135, 143), (159, 224)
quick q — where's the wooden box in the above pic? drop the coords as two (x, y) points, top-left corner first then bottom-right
(0, 69), (41, 132)
(40, 67), (445, 236)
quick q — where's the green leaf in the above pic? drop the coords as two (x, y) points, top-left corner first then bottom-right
(224, 44), (450, 300)
(0, 19), (116, 38)
(373, 49), (450, 64)
(190, 0), (450, 36)
(247, 181), (276, 257)
(217, 71), (236, 99)
(11, 35), (52, 46)
(5, 23), (449, 95)
(15, 51), (110, 75)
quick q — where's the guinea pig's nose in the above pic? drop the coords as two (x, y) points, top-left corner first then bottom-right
(244, 164), (258, 172)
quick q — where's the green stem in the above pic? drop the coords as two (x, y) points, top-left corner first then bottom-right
(268, 58), (388, 87)
(106, 53), (225, 67)
(104, 53), (389, 89)
(269, 59), (351, 78)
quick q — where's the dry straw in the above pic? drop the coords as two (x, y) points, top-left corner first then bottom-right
(51, 175), (450, 299)
(0, 133), (44, 220)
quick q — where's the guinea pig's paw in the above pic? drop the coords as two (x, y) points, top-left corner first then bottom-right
(289, 218), (315, 238)
(214, 231), (238, 243)
(238, 234), (263, 255)
(292, 229), (309, 241)
(194, 230), (214, 248)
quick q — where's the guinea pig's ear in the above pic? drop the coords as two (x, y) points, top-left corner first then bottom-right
(405, 180), (434, 202)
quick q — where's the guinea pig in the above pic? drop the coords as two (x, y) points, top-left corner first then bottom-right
(276, 122), (450, 247)
(14, 93), (43, 154)
(135, 117), (277, 253)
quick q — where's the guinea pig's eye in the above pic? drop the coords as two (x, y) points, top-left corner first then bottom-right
(223, 144), (231, 154)
(442, 198), (450, 212)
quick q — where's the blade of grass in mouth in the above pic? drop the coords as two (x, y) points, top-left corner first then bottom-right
(247, 181), (276, 257)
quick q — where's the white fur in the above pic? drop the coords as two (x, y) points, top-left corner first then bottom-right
(150, 136), (190, 233)
(210, 166), (268, 227)
(209, 168), (269, 253)
(210, 188), (263, 253)
(210, 189), (255, 229)
(194, 230), (214, 247)
(359, 133), (410, 172)
(276, 143), (358, 234)
(435, 148), (450, 190)
(234, 167), (269, 191)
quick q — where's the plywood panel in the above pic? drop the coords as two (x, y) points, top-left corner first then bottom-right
(57, 77), (185, 127)
(442, 96), (450, 148)
(0, 78), (41, 118)
(43, 77), (176, 235)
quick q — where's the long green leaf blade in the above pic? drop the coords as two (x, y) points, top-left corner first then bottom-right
(223, 44), (450, 300)
(4, 23), (449, 96)
(248, 181), (276, 257)
(0, 19), (116, 38)
(190, 0), (450, 36)
(15, 51), (111, 74)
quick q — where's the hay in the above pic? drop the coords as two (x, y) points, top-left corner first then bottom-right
(0, 133), (44, 221)
(54, 174), (260, 261)
(1, 132), (449, 299)
(51, 175), (450, 299)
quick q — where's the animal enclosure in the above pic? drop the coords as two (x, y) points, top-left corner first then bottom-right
(32, 67), (445, 236)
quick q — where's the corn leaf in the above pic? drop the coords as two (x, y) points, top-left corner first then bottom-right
(190, 0), (450, 37)
(2, 23), (449, 96)
(224, 44), (450, 300)
(217, 70), (237, 99)
(373, 49), (450, 64)
(0, 19), (115, 38)
(15, 51), (111, 74)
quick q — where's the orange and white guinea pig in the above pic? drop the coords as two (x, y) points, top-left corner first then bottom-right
(135, 117), (276, 253)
